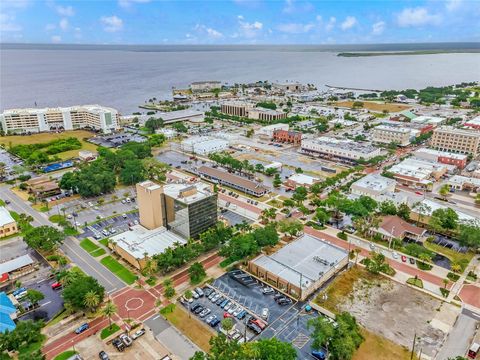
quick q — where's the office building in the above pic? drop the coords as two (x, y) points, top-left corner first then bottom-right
(430, 126), (480, 155)
(198, 166), (269, 197)
(221, 102), (251, 117)
(180, 136), (229, 155)
(301, 137), (382, 163)
(137, 180), (218, 239)
(350, 174), (397, 199)
(190, 81), (222, 92)
(413, 148), (468, 169)
(137, 181), (164, 230)
(0, 105), (119, 134)
(272, 129), (302, 144)
(273, 82), (304, 92)
(372, 125), (411, 146)
(248, 234), (348, 300)
(0, 207), (17, 239)
(247, 109), (287, 122)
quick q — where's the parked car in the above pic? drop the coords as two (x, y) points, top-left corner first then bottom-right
(237, 310), (247, 320)
(223, 312), (234, 319)
(262, 287), (274, 295)
(199, 308), (211, 318)
(233, 307), (243, 317)
(119, 334), (133, 347)
(13, 287), (27, 299)
(216, 296), (225, 305)
(98, 351), (110, 360)
(220, 299), (229, 308)
(224, 302), (233, 311)
(311, 349), (327, 360)
(131, 329), (145, 340)
(205, 315), (216, 324)
(112, 338), (125, 352)
(208, 291), (216, 300)
(409, 257), (416, 264)
(401, 255), (407, 262)
(228, 305), (237, 314)
(261, 308), (269, 320)
(194, 287), (204, 297)
(194, 306), (204, 315)
(392, 252), (399, 259)
(192, 291), (199, 299)
(75, 323), (89, 334)
(51, 282), (62, 290)
(190, 303), (202, 312)
(210, 318), (220, 327)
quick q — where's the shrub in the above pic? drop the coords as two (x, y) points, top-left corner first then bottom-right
(337, 231), (347, 240)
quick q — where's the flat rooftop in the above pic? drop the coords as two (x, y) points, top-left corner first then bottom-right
(163, 182), (215, 204)
(110, 226), (187, 260)
(374, 125), (411, 133)
(157, 109), (204, 121)
(390, 158), (451, 180)
(287, 173), (318, 186)
(352, 174), (396, 192)
(251, 234), (348, 289)
(0, 255), (34, 275)
(198, 166), (268, 194)
(2, 104), (116, 115)
(435, 126), (480, 137)
(303, 136), (378, 154)
(414, 148), (468, 160)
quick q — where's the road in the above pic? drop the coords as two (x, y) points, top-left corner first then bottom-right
(62, 237), (125, 293)
(436, 308), (480, 360)
(0, 184), (126, 293)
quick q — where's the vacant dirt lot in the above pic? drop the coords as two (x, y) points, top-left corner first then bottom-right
(334, 101), (411, 113)
(336, 273), (444, 358)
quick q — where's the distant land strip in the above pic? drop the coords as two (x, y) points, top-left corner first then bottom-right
(337, 50), (480, 57)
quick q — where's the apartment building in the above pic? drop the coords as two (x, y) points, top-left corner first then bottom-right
(0, 105), (119, 134)
(372, 125), (411, 146)
(430, 126), (480, 155)
(301, 137), (381, 163)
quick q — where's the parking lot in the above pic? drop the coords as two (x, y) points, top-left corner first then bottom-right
(79, 211), (140, 240)
(182, 271), (323, 359)
(220, 209), (253, 227)
(19, 277), (64, 322)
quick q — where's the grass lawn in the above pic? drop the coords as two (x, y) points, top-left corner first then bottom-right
(99, 238), (109, 247)
(353, 329), (415, 360)
(80, 238), (106, 257)
(406, 277), (424, 288)
(54, 350), (78, 360)
(266, 199), (282, 208)
(334, 100), (411, 113)
(314, 267), (382, 313)
(100, 256), (137, 284)
(46, 309), (68, 327)
(0, 130), (98, 160)
(18, 335), (46, 357)
(100, 323), (121, 339)
(163, 305), (212, 352)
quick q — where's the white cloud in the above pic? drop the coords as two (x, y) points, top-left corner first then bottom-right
(277, 22), (315, 34)
(59, 18), (69, 31)
(325, 16), (336, 31)
(45, 23), (56, 31)
(340, 16), (357, 30)
(118, 0), (150, 8)
(446, 0), (462, 12)
(282, 0), (313, 14)
(55, 5), (74, 17)
(237, 15), (244, 20)
(238, 18), (263, 38)
(101, 15), (123, 32)
(396, 7), (442, 27)
(51, 35), (61, 43)
(0, 13), (22, 32)
(372, 21), (385, 35)
(195, 24), (224, 39)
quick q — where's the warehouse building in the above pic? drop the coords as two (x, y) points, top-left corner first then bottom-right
(156, 109), (205, 124)
(248, 234), (348, 300)
(180, 136), (229, 155)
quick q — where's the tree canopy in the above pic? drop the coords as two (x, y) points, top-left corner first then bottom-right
(62, 273), (105, 310)
(23, 226), (65, 252)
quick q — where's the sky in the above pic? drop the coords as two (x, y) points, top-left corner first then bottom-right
(1, 0), (479, 45)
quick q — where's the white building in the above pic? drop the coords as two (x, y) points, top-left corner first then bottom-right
(350, 174), (397, 199)
(180, 136), (229, 155)
(257, 124), (289, 138)
(389, 158), (453, 188)
(156, 109), (204, 124)
(285, 173), (319, 188)
(190, 81), (222, 92)
(0, 105), (119, 134)
(301, 137), (382, 163)
(411, 115), (446, 126)
(156, 128), (177, 139)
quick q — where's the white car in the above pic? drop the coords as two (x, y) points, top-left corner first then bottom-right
(131, 329), (145, 340)
(392, 252), (399, 259)
(261, 308), (269, 320)
(228, 305), (237, 314)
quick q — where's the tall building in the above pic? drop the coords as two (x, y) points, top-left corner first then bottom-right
(372, 125), (411, 146)
(137, 181), (164, 230)
(430, 126), (480, 155)
(0, 105), (119, 134)
(137, 180), (218, 239)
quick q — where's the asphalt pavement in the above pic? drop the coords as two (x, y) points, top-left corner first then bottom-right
(436, 308), (479, 360)
(19, 277), (64, 322)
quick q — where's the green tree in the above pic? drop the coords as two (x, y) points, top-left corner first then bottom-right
(260, 208), (277, 224)
(63, 275), (105, 310)
(278, 219), (304, 237)
(379, 201), (397, 216)
(458, 220), (480, 248)
(397, 203), (411, 221)
(439, 184), (450, 198)
(314, 208), (330, 225)
(142, 158), (169, 182)
(221, 318), (234, 332)
(23, 226), (65, 252)
(102, 301), (118, 328)
(245, 338), (297, 360)
(0, 320), (44, 355)
(145, 117), (164, 133)
(120, 159), (146, 185)
(430, 208), (459, 233)
(25, 289), (44, 305)
(188, 262), (206, 284)
(165, 286), (176, 299)
(83, 290), (101, 312)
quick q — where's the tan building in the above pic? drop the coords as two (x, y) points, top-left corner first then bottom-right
(221, 102), (251, 117)
(248, 109), (287, 122)
(372, 125), (411, 146)
(248, 234), (348, 300)
(430, 126), (480, 155)
(0, 207), (18, 238)
(137, 181), (164, 230)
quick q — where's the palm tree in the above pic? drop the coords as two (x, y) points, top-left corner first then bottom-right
(163, 278), (173, 288)
(260, 208), (277, 224)
(102, 301), (118, 329)
(83, 290), (101, 313)
(418, 253), (432, 266)
(442, 278), (449, 289)
(450, 262), (462, 273)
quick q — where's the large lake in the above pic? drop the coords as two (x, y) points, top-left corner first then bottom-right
(1, 45), (479, 114)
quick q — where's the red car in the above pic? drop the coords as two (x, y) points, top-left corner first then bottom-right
(223, 312), (233, 319)
(401, 255), (407, 263)
(51, 282), (62, 290)
(415, 191), (423, 195)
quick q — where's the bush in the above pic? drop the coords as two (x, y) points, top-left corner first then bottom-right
(417, 261), (433, 271)
(337, 231), (348, 240)
(440, 288), (450, 298)
(447, 272), (460, 282)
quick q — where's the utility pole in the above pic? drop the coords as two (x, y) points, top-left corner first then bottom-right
(410, 332), (417, 360)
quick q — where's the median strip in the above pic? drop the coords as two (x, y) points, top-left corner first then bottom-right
(100, 256), (137, 285)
